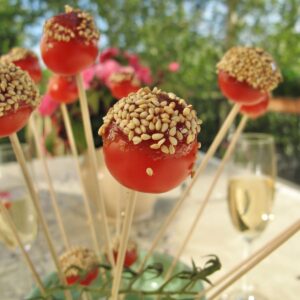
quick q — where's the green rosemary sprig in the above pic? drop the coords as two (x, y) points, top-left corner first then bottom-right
(26, 255), (221, 300)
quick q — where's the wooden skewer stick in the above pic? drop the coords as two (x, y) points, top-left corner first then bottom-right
(29, 116), (70, 250)
(76, 73), (115, 267)
(111, 190), (137, 300)
(0, 202), (46, 297)
(9, 133), (73, 300)
(139, 103), (240, 270)
(205, 219), (300, 300)
(60, 104), (101, 256)
(164, 115), (248, 279)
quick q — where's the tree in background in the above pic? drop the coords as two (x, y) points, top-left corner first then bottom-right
(0, 0), (299, 182)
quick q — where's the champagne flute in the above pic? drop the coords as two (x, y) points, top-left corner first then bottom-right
(226, 133), (276, 300)
(0, 143), (38, 298)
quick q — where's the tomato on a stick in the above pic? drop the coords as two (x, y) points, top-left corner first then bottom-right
(59, 247), (99, 286)
(0, 63), (40, 137)
(48, 75), (78, 104)
(40, 5), (99, 75)
(217, 47), (282, 104)
(0, 47), (42, 83)
(99, 87), (201, 193)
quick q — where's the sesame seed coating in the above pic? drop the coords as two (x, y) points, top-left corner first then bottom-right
(59, 247), (98, 277)
(98, 87), (202, 155)
(217, 46), (282, 92)
(0, 48), (37, 64)
(43, 5), (99, 45)
(0, 63), (39, 116)
(109, 68), (140, 86)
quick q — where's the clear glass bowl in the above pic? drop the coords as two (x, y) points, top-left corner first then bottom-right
(28, 250), (204, 299)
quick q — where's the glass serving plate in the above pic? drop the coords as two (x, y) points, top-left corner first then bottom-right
(27, 250), (204, 300)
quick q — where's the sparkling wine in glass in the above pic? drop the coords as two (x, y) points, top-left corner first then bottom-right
(226, 133), (276, 300)
(0, 143), (38, 298)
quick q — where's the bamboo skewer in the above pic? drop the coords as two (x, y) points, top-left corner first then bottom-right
(111, 190), (137, 300)
(29, 116), (70, 250)
(76, 73), (115, 267)
(60, 104), (101, 256)
(9, 133), (73, 300)
(139, 103), (240, 270)
(164, 115), (248, 279)
(0, 202), (46, 297)
(204, 219), (300, 300)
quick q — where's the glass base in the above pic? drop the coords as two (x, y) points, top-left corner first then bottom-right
(220, 289), (268, 300)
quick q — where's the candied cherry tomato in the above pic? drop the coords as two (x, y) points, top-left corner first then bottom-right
(110, 79), (140, 99)
(112, 242), (138, 268)
(240, 94), (270, 118)
(14, 56), (42, 84)
(0, 105), (33, 138)
(103, 124), (198, 193)
(66, 268), (99, 286)
(48, 75), (78, 104)
(40, 7), (99, 75)
(218, 70), (266, 104)
(100, 88), (201, 193)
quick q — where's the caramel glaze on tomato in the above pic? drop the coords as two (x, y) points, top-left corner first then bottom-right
(41, 6), (99, 75)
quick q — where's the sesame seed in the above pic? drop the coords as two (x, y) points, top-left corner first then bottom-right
(169, 145), (175, 154)
(183, 107), (191, 116)
(128, 131), (134, 141)
(169, 127), (176, 136)
(149, 122), (155, 130)
(132, 136), (142, 145)
(146, 168), (153, 176)
(187, 134), (195, 144)
(155, 119), (162, 131)
(161, 123), (168, 132)
(157, 138), (166, 146)
(150, 143), (160, 149)
(141, 134), (151, 140)
(152, 133), (164, 140)
(169, 136), (178, 146)
(161, 145), (169, 154)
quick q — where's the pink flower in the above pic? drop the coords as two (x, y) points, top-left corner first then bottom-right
(99, 48), (120, 62)
(135, 65), (153, 85)
(82, 65), (97, 89)
(38, 94), (59, 116)
(95, 59), (121, 84)
(168, 61), (180, 72)
(124, 52), (140, 68)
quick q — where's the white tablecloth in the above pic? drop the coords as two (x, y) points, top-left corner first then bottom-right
(0, 154), (299, 299)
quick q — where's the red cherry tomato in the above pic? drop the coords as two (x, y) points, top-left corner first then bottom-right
(218, 70), (266, 104)
(103, 124), (198, 193)
(112, 245), (138, 268)
(66, 268), (99, 286)
(0, 105), (33, 138)
(40, 11), (98, 75)
(109, 79), (140, 99)
(14, 56), (42, 84)
(48, 75), (78, 104)
(240, 94), (270, 118)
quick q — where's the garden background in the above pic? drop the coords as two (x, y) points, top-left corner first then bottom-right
(0, 0), (299, 183)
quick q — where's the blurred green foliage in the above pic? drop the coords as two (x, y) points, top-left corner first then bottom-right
(0, 0), (299, 181)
